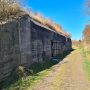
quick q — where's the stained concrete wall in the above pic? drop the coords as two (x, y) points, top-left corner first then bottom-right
(0, 14), (72, 81)
(18, 15), (32, 66)
(30, 19), (72, 63)
(0, 20), (20, 81)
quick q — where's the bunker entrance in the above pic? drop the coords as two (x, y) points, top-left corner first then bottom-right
(51, 40), (54, 57)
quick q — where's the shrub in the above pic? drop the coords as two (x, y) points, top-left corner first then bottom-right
(16, 66), (26, 78)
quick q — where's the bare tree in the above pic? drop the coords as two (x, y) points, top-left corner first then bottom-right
(84, 0), (90, 16)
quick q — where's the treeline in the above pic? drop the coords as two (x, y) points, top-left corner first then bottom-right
(72, 40), (81, 47)
(82, 25), (90, 53)
(83, 25), (90, 44)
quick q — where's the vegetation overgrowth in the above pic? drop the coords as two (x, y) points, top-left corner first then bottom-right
(80, 47), (90, 82)
(0, 0), (23, 21)
(1, 51), (71, 90)
(0, 0), (70, 37)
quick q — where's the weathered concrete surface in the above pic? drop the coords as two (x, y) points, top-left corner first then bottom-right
(0, 14), (72, 81)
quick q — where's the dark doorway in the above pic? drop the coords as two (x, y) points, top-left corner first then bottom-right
(51, 40), (54, 57)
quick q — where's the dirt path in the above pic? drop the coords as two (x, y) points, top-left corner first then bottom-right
(31, 50), (90, 90)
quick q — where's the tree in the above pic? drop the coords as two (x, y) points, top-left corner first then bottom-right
(83, 0), (90, 44)
(83, 25), (90, 44)
(84, 0), (90, 16)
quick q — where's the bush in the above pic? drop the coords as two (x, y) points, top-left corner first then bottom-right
(16, 66), (26, 78)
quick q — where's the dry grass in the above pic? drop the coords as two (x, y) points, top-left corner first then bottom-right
(0, 0), (70, 37)
(29, 12), (70, 36)
(0, 0), (23, 21)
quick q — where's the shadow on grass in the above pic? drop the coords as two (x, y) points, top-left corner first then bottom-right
(29, 49), (74, 74)
(1, 49), (74, 90)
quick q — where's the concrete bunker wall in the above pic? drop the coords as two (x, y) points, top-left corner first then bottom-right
(0, 21), (20, 81)
(30, 20), (72, 63)
(0, 14), (72, 81)
(0, 15), (32, 81)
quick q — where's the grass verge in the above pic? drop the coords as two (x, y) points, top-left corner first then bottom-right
(80, 48), (90, 82)
(83, 58), (90, 81)
(5, 69), (51, 90)
(2, 51), (71, 90)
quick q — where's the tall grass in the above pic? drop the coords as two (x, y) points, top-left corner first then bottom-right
(80, 47), (90, 81)
(0, 0), (22, 21)
(2, 60), (55, 90)
(1, 51), (71, 90)
(0, 0), (70, 37)
(29, 12), (70, 37)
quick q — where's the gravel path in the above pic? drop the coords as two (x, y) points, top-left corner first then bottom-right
(31, 50), (90, 90)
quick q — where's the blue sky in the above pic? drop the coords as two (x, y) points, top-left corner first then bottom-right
(21, 0), (88, 40)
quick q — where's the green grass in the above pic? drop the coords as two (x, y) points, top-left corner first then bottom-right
(1, 60), (55, 90)
(2, 51), (71, 90)
(83, 58), (90, 81)
(3, 69), (51, 90)
(2, 60), (53, 90)
(80, 48), (90, 81)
